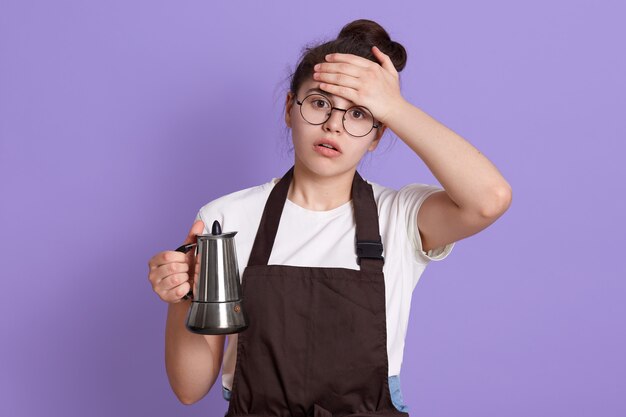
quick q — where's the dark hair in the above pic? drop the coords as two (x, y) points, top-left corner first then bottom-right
(289, 19), (408, 97)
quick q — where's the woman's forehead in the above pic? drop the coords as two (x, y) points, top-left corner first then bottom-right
(299, 81), (355, 107)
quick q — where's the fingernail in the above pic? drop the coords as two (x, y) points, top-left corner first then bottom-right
(314, 64), (320, 70)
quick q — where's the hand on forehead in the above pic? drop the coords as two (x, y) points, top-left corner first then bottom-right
(306, 53), (382, 103)
(310, 47), (402, 126)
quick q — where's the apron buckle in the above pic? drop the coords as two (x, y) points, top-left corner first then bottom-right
(356, 239), (385, 265)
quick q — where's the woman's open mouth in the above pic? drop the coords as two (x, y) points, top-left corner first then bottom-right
(314, 142), (341, 157)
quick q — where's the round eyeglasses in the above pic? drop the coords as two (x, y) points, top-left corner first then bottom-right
(295, 93), (380, 137)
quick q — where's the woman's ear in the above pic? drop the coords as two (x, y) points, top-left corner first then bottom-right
(285, 92), (294, 128)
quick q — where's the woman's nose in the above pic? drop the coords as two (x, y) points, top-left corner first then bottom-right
(323, 108), (345, 133)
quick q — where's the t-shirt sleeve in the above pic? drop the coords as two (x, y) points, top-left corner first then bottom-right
(398, 184), (456, 264)
(194, 211), (209, 234)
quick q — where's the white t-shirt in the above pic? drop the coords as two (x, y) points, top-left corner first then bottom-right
(195, 176), (456, 391)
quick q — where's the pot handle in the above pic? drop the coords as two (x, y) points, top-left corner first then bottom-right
(175, 242), (197, 300)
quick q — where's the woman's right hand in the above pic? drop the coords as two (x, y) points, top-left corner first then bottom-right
(148, 219), (205, 303)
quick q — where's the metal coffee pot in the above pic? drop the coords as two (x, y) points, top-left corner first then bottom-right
(175, 220), (248, 335)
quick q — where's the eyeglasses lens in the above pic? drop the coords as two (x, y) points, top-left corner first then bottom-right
(300, 94), (374, 137)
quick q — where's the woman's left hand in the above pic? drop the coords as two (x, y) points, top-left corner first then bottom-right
(313, 46), (405, 126)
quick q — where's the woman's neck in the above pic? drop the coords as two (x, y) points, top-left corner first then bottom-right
(287, 162), (355, 211)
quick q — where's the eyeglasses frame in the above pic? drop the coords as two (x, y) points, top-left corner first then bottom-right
(294, 93), (380, 138)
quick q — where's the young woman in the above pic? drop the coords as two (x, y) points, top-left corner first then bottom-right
(148, 19), (512, 416)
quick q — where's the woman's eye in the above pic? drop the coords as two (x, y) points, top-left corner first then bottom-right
(313, 100), (329, 108)
(350, 109), (364, 119)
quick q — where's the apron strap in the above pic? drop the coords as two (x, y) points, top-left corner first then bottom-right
(247, 166), (294, 267)
(352, 170), (385, 273)
(247, 166), (384, 273)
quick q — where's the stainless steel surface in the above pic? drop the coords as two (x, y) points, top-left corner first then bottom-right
(183, 226), (248, 335)
(193, 233), (241, 303)
(186, 301), (249, 335)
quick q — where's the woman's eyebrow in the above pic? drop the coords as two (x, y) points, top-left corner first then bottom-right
(303, 88), (354, 107)
(304, 87), (331, 96)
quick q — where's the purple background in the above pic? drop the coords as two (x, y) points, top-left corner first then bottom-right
(1, 1), (624, 416)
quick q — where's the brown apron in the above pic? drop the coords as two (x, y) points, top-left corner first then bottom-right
(225, 166), (409, 417)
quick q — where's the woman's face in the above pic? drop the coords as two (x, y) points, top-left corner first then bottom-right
(285, 77), (386, 179)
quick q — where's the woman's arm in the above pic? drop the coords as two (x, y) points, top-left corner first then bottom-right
(314, 48), (512, 250)
(385, 99), (512, 251)
(148, 220), (226, 404)
(165, 299), (225, 405)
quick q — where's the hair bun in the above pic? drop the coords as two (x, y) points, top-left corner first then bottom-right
(337, 19), (407, 71)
